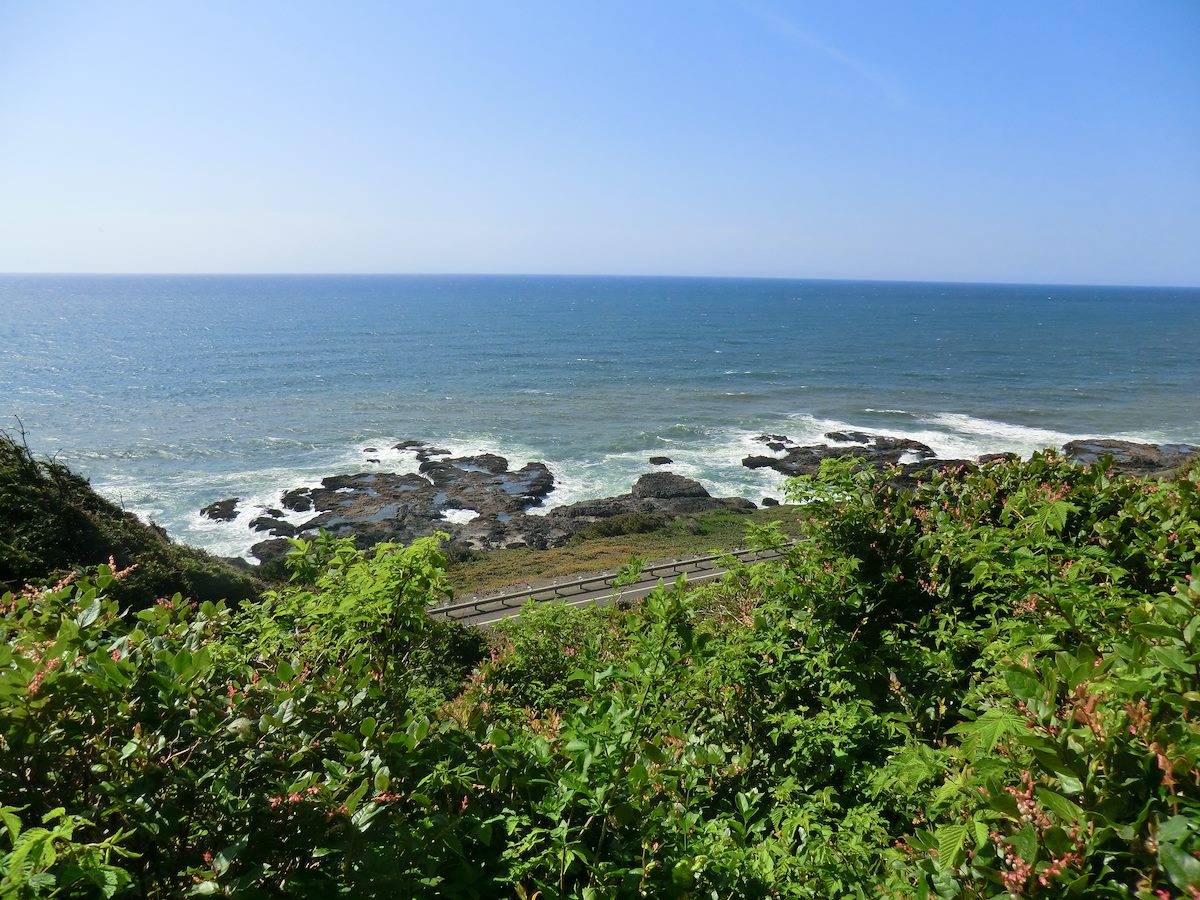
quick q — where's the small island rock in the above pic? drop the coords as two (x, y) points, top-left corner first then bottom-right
(200, 498), (240, 521)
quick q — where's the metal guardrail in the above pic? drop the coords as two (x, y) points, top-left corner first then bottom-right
(431, 540), (800, 623)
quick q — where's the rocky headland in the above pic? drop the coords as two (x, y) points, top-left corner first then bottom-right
(200, 435), (1200, 567)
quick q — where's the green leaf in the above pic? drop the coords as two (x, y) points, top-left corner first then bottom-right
(949, 707), (1024, 756)
(937, 823), (969, 868)
(373, 766), (390, 794)
(1152, 646), (1196, 674)
(1160, 842), (1200, 890)
(671, 859), (694, 887)
(75, 598), (102, 628)
(1035, 788), (1084, 824)
(345, 778), (371, 815)
(213, 835), (247, 876)
(0, 807), (22, 843)
(1158, 815), (1196, 845)
(1004, 669), (1043, 703)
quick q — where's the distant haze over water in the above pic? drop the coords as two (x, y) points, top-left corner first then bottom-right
(3, 274), (1198, 558)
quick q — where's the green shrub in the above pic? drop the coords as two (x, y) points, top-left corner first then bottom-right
(3, 452), (1197, 897)
(0, 433), (260, 608)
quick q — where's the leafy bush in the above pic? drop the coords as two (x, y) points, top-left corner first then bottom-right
(2, 452), (1197, 897)
(0, 433), (260, 608)
(569, 512), (670, 542)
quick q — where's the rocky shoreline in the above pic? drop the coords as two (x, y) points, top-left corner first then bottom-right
(200, 435), (1200, 567)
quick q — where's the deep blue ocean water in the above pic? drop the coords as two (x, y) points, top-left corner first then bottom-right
(2, 274), (1198, 558)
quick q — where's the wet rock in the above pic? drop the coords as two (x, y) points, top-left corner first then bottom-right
(551, 496), (654, 520)
(825, 430), (874, 444)
(249, 516), (297, 538)
(743, 433), (934, 477)
(363, 447), (377, 453)
(245, 452), (564, 561)
(755, 434), (792, 452)
(1062, 440), (1200, 477)
(281, 488), (313, 512)
(421, 453), (508, 477)
(237, 446), (766, 562)
(649, 456), (673, 465)
(632, 472), (711, 500)
(762, 497), (780, 507)
(200, 498), (239, 521)
(250, 538), (292, 566)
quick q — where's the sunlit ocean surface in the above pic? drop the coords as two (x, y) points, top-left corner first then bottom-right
(2, 274), (1197, 557)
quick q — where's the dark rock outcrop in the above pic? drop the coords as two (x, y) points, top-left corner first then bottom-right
(632, 472), (710, 500)
(217, 432), (1200, 567)
(648, 456), (673, 465)
(743, 433), (934, 477)
(200, 498), (240, 521)
(250, 448), (564, 558)
(235, 444), (761, 561)
(249, 516), (297, 538)
(394, 440), (451, 462)
(250, 538), (292, 567)
(281, 488), (313, 512)
(824, 430), (875, 444)
(1063, 440), (1200, 477)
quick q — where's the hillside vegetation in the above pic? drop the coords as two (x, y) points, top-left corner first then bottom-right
(2, 451), (1198, 897)
(0, 433), (260, 609)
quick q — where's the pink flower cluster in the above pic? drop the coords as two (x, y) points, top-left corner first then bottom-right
(267, 785), (321, 808)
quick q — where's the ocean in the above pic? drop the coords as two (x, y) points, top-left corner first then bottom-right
(2, 274), (1197, 559)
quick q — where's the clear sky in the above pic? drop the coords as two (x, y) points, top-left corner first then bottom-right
(1, 1), (1197, 284)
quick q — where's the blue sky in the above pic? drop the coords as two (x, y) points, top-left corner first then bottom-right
(1, 1), (1196, 284)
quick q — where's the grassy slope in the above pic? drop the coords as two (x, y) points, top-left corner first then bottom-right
(0, 433), (261, 608)
(446, 504), (808, 595)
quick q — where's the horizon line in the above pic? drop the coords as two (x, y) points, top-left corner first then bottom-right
(1, 271), (1198, 291)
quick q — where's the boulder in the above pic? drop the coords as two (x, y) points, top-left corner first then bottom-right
(249, 516), (297, 538)
(631, 473), (710, 500)
(648, 456), (673, 465)
(281, 488), (313, 512)
(250, 538), (292, 566)
(200, 498), (239, 521)
(1062, 440), (1200, 477)
(825, 430), (874, 444)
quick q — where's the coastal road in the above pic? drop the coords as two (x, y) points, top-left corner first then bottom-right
(430, 543), (798, 628)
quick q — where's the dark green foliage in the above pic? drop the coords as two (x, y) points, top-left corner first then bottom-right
(0, 433), (260, 608)
(569, 511), (670, 542)
(2, 451), (1198, 897)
